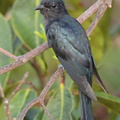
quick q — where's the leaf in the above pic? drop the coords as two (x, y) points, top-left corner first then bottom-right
(33, 109), (44, 120)
(99, 48), (120, 91)
(25, 107), (43, 120)
(0, 14), (12, 88)
(11, 0), (43, 49)
(11, 0), (47, 73)
(96, 92), (120, 114)
(90, 27), (104, 62)
(34, 24), (47, 42)
(41, 83), (74, 120)
(0, 104), (6, 120)
(10, 89), (37, 118)
(9, 62), (41, 88)
(82, 19), (105, 62)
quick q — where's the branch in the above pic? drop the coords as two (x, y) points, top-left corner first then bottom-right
(0, 48), (17, 60)
(23, 81), (39, 94)
(0, 0), (112, 75)
(8, 72), (29, 102)
(86, 0), (112, 36)
(0, 72), (29, 120)
(41, 104), (54, 120)
(77, 0), (112, 24)
(18, 66), (64, 120)
(77, 0), (104, 24)
(0, 84), (11, 120)
(0, 42), (49, 75)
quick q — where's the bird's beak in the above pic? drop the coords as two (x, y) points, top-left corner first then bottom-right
(34, 5), (44, 10)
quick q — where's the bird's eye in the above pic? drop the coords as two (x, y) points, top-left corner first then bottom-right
(52, 4), (56, 8)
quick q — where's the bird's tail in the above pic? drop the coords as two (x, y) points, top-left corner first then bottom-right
(79, 89), (94, 120)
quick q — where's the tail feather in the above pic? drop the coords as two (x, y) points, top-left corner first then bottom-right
(91, 57), (107, 93)
(79, 89), (94, 120)
(85, 83), (97, 101)
(93, 66), (107, 93)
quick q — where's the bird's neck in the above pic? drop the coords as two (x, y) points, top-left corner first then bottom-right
(44, 11), (68, 27)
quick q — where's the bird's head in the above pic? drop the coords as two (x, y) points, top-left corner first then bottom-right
(34, 0), (67, 19)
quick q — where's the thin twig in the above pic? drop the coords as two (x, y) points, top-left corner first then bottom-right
(23, 81), (39, 94)
(86, 0), (112, 36)
(41, 103), (54, 120)
(18, 66), (64, 120)
(0, 48), (17, 60)
(77, 0), (104, 24)
(0, 84), (11, 120)
(8, 72), (29, 102)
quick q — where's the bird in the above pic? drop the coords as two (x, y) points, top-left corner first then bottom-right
(35, 0), (107, 119)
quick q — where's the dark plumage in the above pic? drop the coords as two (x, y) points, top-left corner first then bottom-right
(35, 0), (107, 119)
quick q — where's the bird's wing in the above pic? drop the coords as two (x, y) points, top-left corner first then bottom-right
(91, 56), (107, 93)
(47, 20), (97, 101)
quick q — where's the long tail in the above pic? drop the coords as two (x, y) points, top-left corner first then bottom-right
(79, 89), (94, 120)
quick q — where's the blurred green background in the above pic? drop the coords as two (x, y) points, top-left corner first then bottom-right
(0, 0), (120, 120)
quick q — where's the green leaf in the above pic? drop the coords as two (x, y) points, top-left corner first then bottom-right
(9, 62), (40, 88)
(25, 107), (43, 120)
(90, 27), (104, 62)
(33, 109), (44, 120)
(34, 24), (47, 42)
(11, 0), (44, 49)
(96, 92), (120, 114)
(11, 0), (47, 73)
(0, 104), (6, 120)
(82, 19), (105, 62)
(0, 14), (12, 88)
(42, 84), (74, 120)
(10, 89), (37, 118)
(99, 48), (120, 91)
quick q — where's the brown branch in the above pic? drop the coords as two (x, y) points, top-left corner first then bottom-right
(18, 66), (64, 120)
(77, 0), (104, 24)
(86, 0), (112, 36)
(23, 81), (39, 94)
(77, 0), (112, 24)
(0, 42), (49, 75)
(0, 84), (11, 120)
(8, 72), (29, 102)
(0, 48), (17, 60)
(41, 104), (54, 120)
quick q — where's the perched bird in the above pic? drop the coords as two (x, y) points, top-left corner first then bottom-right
(35, 0), (107, 119)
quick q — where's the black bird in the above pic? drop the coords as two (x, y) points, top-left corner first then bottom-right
(35, 0), (107, 119)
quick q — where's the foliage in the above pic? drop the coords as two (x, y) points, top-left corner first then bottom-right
(0, 14), (12, 88)
(10, 89), (37, 118)
(0, 0), (120, 120)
